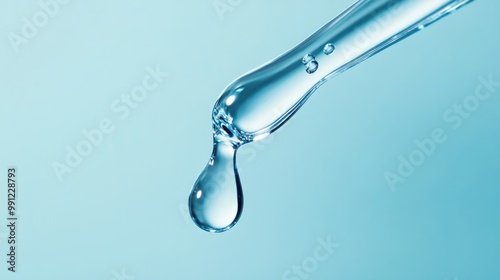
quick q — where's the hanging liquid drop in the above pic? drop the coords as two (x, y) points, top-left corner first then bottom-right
(189, 140), (243, 233)
(189, 0), (474, 233)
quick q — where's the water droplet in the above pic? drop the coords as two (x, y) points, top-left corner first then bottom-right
(305, 60), (319, 74)
(302, 53), (314, 65)
(189, 140), (243, 233)
(323, 43), (335, 55)
(225, 95), (236, 106)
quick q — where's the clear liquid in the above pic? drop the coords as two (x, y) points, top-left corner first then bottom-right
(189, 141), (242, 232)
(189, 0), (473, 233)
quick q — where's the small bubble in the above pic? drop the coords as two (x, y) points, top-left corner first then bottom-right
(323, 43), (335, 55)
(305, 60), (318, 74)
(302, 53), (314, 65)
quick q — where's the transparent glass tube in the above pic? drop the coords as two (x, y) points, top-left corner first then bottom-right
(213, 0), (474, 145)
(189, 0), (474, 233)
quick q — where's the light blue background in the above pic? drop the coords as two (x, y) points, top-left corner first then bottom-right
(0, 0), (499, 279)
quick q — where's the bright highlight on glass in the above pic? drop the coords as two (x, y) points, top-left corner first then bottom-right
(189, 0), (474, 233)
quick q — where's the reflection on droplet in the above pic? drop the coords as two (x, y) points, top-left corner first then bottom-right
(225, 95), (236, 106)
